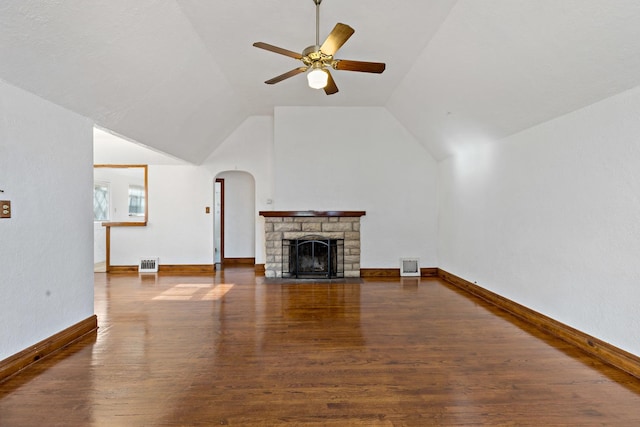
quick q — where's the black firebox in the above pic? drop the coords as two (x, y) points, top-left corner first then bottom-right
(282, 235), (344, 279)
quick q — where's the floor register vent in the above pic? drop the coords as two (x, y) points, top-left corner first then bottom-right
(400, 258), (420, 277)
(139, 257), (159, 273)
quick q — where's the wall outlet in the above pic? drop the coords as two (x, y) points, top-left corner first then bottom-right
(1, 201), (11, 218)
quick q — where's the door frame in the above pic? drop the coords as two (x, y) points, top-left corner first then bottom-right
(215, 178), (225, 264)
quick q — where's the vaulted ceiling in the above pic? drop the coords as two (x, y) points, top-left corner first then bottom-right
(2, 1), (640, 164)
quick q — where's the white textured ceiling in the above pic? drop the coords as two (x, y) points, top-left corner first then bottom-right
(2, 0), (640, 163)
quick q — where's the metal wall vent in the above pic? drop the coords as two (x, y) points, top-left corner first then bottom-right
(400, 258), (420, 277)
(139, 257), (159, 273)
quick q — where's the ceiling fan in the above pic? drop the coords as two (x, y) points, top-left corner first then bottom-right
(253, 0), (386, 95)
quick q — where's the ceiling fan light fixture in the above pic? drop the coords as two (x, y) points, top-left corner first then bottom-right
(307, 67), (329, 89)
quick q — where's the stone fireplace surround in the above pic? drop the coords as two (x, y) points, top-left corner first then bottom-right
(259, 211), (365, 278)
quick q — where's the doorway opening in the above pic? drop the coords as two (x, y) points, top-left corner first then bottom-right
(213, 171), (256, 268)
(214, 178), (224, 265)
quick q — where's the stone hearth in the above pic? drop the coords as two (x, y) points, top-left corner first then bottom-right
(259, 211), (365, 278)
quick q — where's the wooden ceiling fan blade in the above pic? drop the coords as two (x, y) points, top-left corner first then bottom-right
(333, 59), (386, 73)
(320, 23), (354, 56)
(253, 42), (303, 60)
(324, 70), (338, 95)
(264, 67), (308, 85)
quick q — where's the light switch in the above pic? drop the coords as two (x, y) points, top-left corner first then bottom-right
(0, 200), (10, 218)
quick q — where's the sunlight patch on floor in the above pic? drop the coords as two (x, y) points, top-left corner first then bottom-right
(175, 283), (214, 288)
(152, 283), (234, 301)
(201, 284), (234, 301)
(152, 295), (193, 301)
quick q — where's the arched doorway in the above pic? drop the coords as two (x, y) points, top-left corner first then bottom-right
(214, 171), (256, 267)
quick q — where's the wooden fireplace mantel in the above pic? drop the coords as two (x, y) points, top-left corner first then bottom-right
(259, 210), (366, 218)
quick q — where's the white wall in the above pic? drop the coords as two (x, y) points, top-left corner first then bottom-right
(104, 114), (270, 267)
(274, 107), (439, 268)
(217, 171), (255, 259)
(94, 223), (106, 264)
(109, 165), (214, 266)
(94, 129), (213, 267)
(0, 80), (94, 361)
(438, 85), (640, 356)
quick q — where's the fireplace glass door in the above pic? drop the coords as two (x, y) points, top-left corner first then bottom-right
(282, 236), (344, 279)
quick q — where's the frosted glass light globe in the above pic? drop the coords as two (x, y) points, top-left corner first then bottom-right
(307, 68), (329, 89)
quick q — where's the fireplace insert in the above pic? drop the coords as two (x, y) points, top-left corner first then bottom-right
(282, 235), (344, 279)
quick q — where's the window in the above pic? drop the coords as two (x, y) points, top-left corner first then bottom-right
(94, 183), (109, 221)
(128, 185), (145, 217)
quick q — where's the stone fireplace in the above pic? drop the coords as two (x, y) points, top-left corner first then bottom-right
(259, 211), (365, 278)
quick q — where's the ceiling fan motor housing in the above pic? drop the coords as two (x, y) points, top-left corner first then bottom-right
(302, 45), (321, 57)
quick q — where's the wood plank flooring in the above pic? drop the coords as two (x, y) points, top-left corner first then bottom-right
(2, 268), (640, 426)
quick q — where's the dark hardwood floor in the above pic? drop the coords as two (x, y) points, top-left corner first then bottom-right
(2, 267), (640, 426)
